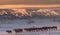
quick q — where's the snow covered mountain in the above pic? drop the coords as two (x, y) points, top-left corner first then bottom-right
(0, 9), (59, 19)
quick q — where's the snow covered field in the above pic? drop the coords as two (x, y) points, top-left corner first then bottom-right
(0, 18), (60, 35)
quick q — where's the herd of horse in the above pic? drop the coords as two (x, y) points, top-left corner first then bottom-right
(6, 26), (57, 34)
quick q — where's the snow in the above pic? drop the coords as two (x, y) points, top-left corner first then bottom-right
(0, 18), (60, 35)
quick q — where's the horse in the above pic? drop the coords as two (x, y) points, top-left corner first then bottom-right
(13, 28), (23, 33)
(24, 28), (38, 32)
(6, 30), (12, 34)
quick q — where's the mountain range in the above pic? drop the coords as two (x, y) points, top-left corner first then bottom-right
(0, 8), (60, 19)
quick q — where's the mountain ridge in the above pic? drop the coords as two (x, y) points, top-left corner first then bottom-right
(0, 9), (59, 19)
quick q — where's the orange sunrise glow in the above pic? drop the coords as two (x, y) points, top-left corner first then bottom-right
(0, 0), (59, 8)
(0, 4), (60, 9)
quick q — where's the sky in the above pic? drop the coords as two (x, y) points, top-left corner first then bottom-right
(0, 0), (60, 8)
(0, 0), (60, 5)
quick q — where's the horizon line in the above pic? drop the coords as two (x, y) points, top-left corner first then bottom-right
(0, 4), (60, 9)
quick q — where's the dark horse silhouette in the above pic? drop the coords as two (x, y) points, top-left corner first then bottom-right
(6, 26), (57, 33)
(40, 26), (57, 31)
(47, 26), (57, 30)
(13, 29), (23, 33)
(24, 26), (57, 32)
(6, 30), (12, 33)
(24, 28), (38, 32)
